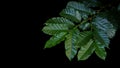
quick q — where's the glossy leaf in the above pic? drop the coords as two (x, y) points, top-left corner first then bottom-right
(92, 17), (115, 47)
(60, 7), (81, 23)
(76, 31), (92, 48)
(67, 1), (95, 15)
(81, 0), (101, 7)
(106, 28), (116, 38)
(93, 29), (110, 48)
(79, 22), (90, 30)
(45, 17), (74, 26)
(95, 40), (107, 60)
(77, 39), (95, 60)
(42, 1), (118, 61)
(92, 17), (114, 33)
(44, 32), (67, 48)
(42, 17), (74, 35)
(65, 29), (80, 60)
(97, 10), (120, 29)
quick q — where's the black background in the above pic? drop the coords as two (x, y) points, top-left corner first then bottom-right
(29, 0), (120, 67)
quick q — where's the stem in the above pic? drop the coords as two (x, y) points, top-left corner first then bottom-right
(73, 19), (89, 30)
(69, 5), (106, 32)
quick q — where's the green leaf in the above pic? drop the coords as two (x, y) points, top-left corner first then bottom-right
(97, 10), (119, 29)
(106, 28), (116, 38)
(81, 0), (101, 7)
(60, 7), (81, 23)
(42, 0), (118, 61)
(44, 32), (67, 48)
(42, 17), (74, 35)
(95, 40), (107, 60)
(65, 29), (80, 61)
(79, 22), (90, 30)
(42, 24), (68, 35)
(67, 1), (95, 15)
(93, 29), (110, 48)
(45, 17), (74, 26)
(76, 31), (92, 48)
(77, 39), (95, 60)
(92, 17), (115, 47)
(92, 17), (114, 33)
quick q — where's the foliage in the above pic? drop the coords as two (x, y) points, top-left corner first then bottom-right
(42, 0), (120, 61)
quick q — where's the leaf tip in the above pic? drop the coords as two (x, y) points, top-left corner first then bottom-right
(101, 56), (106, 60)
(44, 45), (50, 49)
(43, 46), (47, 49)
(67, 57), (72, 61)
